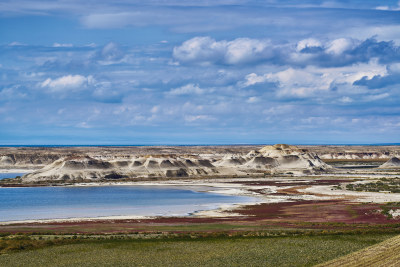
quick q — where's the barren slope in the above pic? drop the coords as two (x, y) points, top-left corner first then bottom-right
(318, 235), (400, 267)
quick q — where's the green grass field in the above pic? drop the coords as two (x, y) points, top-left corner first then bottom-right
(0, 234), (395, 267)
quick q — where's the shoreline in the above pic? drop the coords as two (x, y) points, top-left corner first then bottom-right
(0, 180), (267, 225)
(0, 168), (36, 173)
(2, 176), (400, 226)
(0, 203), (253, 226)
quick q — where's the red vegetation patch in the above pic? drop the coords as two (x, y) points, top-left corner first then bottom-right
(229, 179), (353, 187)
(234, 200), (398, 225)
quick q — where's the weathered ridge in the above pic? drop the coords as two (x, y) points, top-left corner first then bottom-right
(22, 144), (329, 182)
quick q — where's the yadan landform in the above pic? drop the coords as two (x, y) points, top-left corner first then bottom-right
(1, 144), (400, 266)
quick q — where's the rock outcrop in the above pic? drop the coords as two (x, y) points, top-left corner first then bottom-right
(21, 144), (331, 182)
(22, 155), (219, 182)
(242, 144), (329, 172)
(0, 153), (62, 169)
(379, 157), (400, 169)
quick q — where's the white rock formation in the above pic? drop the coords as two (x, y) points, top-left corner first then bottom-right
(22, 144), (331, 182)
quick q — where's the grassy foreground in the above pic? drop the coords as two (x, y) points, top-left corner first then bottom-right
(0, 234), (395, 267)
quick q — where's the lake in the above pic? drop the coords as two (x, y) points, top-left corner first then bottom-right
(0, 185), (255, 222)
(0, 173), (26, 180)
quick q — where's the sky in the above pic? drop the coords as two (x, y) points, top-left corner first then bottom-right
(0, 0), (400, 145)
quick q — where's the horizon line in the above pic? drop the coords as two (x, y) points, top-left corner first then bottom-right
(1, 143), (399, 147)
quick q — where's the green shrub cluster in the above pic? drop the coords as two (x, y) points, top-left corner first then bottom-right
(344, 178), (400, 193)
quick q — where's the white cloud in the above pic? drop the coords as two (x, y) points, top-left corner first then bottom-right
(375, 2), (400, 11)
(240, 60), (388, 97)
(296, 38), (322, 51)
(342, 25), (400, 44)
(167, 83), (205, 95)
(263, 105), (295, 117)
(96, 42), (132, 65)
(240, 73), (269, 87)
(175, 35), (400, 68)
(184, 115), (214, 122)
(8, 41), (25, 46)
(244, 67), (332, 97)
(172, 37), (225, 64)
(0, 85), (27, 99)
(375, 6), (389, 11)
(246, 96), (260, 103)
(363, 93), (390, 102)
(53, 43), (73, 47)
(272, 68), (332, 97)
(224, 38), (271, 64)
(326, 38), (356, 54)
(100, 42), (123, 61)
(40, 75), (94, 91)
(339, 96), (353, 103)
(173, 37), (272, 65)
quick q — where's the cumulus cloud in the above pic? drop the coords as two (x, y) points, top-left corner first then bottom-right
(242, 68), (331, 97)
(326, 38), (356, 55)
(353, 74), (400, 89)
(296, 38), (322, 52)
(241, 60), (388, 97)
(271, 68), (333, 97)
(40, 75), (94, 91)
(291, 37), (400, 67)
(173, 37), (272, 65)
(174, 36), (400, 67)
(240, 73), (276, 88)
(353, 62), (400, 89)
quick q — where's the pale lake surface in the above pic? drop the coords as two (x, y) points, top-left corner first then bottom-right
(0, 184), (255, 222)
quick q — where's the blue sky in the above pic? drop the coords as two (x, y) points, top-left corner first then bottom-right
(0, 0), (400, 145)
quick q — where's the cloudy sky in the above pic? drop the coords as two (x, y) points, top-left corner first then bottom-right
(1, 0), (400, 145)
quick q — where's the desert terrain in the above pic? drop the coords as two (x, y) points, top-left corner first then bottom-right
(1, 144), (400, 266)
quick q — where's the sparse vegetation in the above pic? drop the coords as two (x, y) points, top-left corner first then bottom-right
(380, 202), (400, 219)
(344, 178), (400, 193)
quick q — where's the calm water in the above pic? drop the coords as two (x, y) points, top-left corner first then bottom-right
(0, 185), (255, 222)
(0, 173), (26, 180)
